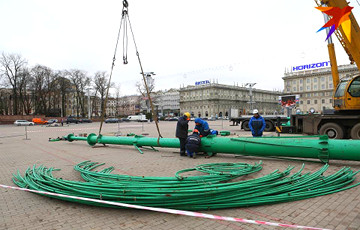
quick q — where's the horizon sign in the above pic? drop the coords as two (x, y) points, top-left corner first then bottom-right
(292, 61), (330, 72)
(195, 80), (210, 86)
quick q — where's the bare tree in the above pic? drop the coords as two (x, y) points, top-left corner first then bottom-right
(93, 71), (114, 117)
(0, 53), (28, 115)
(136, 74), (156, 113)
(66, 69), (91, 117)
(55, 71), (71, 117)
(18, 68), (32, 115)
(114, 83), (121, 117)
(30, 65), (56, 115)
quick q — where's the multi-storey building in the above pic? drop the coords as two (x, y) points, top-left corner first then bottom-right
(282, 64), (359, 113)
(156, 89), (180, 116)
(118, 95), (141, 116)
(180, 83), (281, 117)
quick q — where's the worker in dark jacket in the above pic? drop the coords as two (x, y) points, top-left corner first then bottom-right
(194, 118), (211, 137)
(176, 112), (191, 156)
(249, 109), (266, 137)
(185, 129), (201, 158)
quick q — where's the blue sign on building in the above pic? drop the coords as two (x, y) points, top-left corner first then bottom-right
(292, 61), (330, 71)
(195, 80), (210, 86)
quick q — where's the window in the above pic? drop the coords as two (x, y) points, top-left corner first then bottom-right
(293, 80), (296, 85)
(334, 82), (347, 97)
(314, 78), (318, 83)
(348, 77), (360, 97)
(300, 100), (303, 104)
(314, 85), (318, 90)
(314, 100), (317, 104)
(321, 84), (325, 89)
(307, 93), (311, 97)
(293, 87), (296, 91)
(307, 100), (311, 104)
(321, 77), (325, 82)
(329, 99), (333, 103)
(307, 79), (310, 83)
(307, 86), (310, 90)
(322, 99), (325, 103)
(300, 79), (303, 84)
(329, 83), (333, 88)
(300, 86), (303, 91)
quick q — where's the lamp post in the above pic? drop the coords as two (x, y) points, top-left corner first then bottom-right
(245, 83), (257, 112)
(86, 88), (92, 119)
(141, 72), (156, 113)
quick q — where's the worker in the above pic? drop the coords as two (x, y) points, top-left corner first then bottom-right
(185, 129), (201, 158)
(249, 109), (266, 137)
(194, 118), (211, 137)
(176, 112), (191, 156)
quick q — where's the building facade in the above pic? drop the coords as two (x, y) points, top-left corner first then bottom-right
(156, 89), (180, 116)
(282, 64), (359, 113)
(179, 83), (281, 118)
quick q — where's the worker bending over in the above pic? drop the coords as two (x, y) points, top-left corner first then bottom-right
(185, 129), (201, 158)
(194, 118), (211, 137)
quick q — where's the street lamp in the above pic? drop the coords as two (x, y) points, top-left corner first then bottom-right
(245, 83), (257, 112)
(140, 72), (156, 113)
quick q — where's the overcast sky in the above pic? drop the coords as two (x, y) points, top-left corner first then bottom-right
(1, 0), (359, 96)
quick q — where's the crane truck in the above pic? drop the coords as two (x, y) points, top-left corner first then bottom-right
(283, 0), (360, 139)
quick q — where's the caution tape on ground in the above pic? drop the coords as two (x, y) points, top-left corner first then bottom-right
(0, 184), (330, 230)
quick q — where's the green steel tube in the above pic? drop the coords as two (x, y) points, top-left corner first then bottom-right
(66, 133), (360, 162)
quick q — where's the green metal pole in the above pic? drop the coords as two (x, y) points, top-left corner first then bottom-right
(65, 134), (360, 162)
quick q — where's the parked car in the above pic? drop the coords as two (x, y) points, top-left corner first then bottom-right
(105, 118), (120, 123)
(14, 120), (35, 126)
(47, 119), (58, 124)
(79, 118), (92, 123)
(32, 118), (48, 125)
(168, 117), (179, 121)
(121, 118), (130, 122)
(65, 117), (79, 124)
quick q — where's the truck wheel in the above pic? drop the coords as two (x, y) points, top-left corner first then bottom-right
(319, 123), (344, 139)
(242, 121), (250, 131)
(264, 121), (274, 132)
(350, 123), (360, 140)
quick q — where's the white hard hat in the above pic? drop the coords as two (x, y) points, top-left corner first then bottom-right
(253, 109), (259, 114)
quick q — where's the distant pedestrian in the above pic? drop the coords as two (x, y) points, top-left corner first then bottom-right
(249, 109), (266, 137)
(61, 119), (64, 126)
(185, 129), (201, 158)
(194, 118), (211, 137)
(176, 112), (191, 156)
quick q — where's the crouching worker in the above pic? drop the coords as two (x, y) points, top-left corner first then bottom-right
(185, 129), (201, 158)
(194, 118), (211, 137)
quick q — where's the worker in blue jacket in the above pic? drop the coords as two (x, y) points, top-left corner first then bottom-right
(194, 118), (211, 137)
(249, 109), (266, 137)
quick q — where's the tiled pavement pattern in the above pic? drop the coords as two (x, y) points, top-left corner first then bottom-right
(0, 120), (359, 230)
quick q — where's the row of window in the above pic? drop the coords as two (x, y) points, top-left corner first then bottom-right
(287, 76), (332, 86)
(299, 99), (332, 104)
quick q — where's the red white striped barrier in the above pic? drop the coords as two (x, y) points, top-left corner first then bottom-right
(0, 184), (330, 230)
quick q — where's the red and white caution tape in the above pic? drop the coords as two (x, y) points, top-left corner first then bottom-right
(0, 184), (330, 230)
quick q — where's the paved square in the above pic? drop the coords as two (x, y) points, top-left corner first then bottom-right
(1, 120), (359, 230)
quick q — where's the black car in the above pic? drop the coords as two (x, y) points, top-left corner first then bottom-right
(121, 118), (130, 122)
(105, 118), (120, 123)
(79, 118), (92, 123)
(66, 117), (79, 124)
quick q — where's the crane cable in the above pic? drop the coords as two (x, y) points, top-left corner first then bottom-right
(122, 0), (163, 141)
(97, 1), (127, 140)
(98, 0), (163, 142)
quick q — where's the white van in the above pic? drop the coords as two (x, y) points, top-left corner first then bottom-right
(127, 115), (148, 122)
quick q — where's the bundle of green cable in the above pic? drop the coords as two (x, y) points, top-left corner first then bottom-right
(12, 161), (360, 210)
